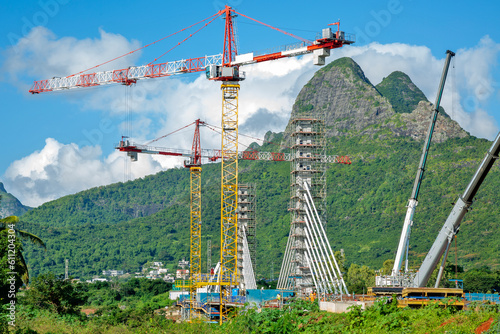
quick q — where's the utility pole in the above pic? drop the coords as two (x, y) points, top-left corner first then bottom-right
(65, 259), (69, 280)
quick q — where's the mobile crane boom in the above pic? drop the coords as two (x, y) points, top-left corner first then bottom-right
(413, 130), (500, 287)
(392, 50), (455, 276)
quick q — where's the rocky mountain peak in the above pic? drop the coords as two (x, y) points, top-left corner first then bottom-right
(288, 57), (394, 137)
(0, 182), (31, 218)
(285, 57), (468, 142)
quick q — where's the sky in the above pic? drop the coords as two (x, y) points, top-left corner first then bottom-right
(1, 0), (499, 207)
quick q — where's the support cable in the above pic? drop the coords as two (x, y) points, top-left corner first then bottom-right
(67, 12), (222, 78)
(304, 227), (330, 293)
(304, 209), (339, 294)
(304, 181), (348, 294)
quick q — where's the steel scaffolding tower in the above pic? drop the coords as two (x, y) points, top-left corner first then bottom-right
(277, 115), (326, 296)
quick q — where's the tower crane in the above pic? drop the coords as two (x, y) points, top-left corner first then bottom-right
(118, 139), (351, 165)
(30, 6), (354, 321)
(120, 119), (205, 314)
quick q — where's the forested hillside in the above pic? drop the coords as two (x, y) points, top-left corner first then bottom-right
(18, 57), (500, 280)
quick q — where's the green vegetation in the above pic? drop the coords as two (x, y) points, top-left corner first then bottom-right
(13, 286), (500, 333)
(0, 215), (45, 301)
(14, 275), (175, 333)
(375, 71), (428, 113)
(320, 57), (374, 87)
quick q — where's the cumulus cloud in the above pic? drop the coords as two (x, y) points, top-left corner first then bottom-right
(2, 26), (142, 89)
(2, 138), (173, 207)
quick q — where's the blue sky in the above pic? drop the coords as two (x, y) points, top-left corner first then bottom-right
(1, 0), (499, 207)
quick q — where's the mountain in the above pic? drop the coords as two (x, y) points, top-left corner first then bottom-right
(375, 71), (428, 114)
(288, 57), (467, 142)
(0, 182), (31, 218)
(18, 58), (500, 280)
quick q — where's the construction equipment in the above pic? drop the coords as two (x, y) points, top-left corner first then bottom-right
(370, 131), (500, 305)
(117, 140), (351, 165)
(414, 130), (500, 288)
(184, 119), (203, 314)
(380, 50), (455, 286)
(31, 6), (354, 321)
(121, 120), (204, 318)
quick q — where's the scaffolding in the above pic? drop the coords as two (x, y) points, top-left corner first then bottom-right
(277, 114), (326, 296)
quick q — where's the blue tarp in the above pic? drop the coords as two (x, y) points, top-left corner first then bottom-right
(178, 289), (295, 305)
(465, 293), (500, 303)
(246, 289), (295, 305)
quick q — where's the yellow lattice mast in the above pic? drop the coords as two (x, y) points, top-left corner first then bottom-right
(219, 82), (239, 323)
(189, 166), (202, 311)
(184, 119), (204, 317)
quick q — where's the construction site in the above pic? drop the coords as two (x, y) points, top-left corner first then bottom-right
(28, 5), (500, 324)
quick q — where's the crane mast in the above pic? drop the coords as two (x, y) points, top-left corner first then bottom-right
(391, 50), (455, 279)
(184, 119), (203, 314)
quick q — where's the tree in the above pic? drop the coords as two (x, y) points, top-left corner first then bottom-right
(23, 272), (85, 315)
(0, 215), (45, 301)
(346, 264), (375, 294)
(380, 259), (394, 276)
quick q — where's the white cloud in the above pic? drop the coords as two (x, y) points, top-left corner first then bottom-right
(2, 26), (142, 89)
(2, 138), (171, 207)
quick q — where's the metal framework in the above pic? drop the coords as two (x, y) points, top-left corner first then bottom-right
(207, 238), (212, 274)
(29, 55), (224, 93)
(278, 115), (328, 296)
(117, 141), (348, 164)
(219, 82), (239, 322)
(189, 166), (202, 305)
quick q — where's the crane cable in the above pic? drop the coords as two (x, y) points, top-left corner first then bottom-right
(67, 11), (222, 78)
(451, 56), (456, 121)
(144, 120), (196, 145)
(204, 122), (292, 151)
(148, 13), (222, 65)
(233, 10), (312, 45)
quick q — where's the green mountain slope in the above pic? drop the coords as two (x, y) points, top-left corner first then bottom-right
(19, 58), (500, 280)
(375, 71), (428, 114)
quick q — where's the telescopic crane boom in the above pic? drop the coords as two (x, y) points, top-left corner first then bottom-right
(413, 130), (500, 287)
(392, 50), (455, 277)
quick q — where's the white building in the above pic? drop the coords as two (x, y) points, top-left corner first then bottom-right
(102, 270), (124, 277)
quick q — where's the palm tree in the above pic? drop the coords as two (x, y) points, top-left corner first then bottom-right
(1, 214), (46, 300)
